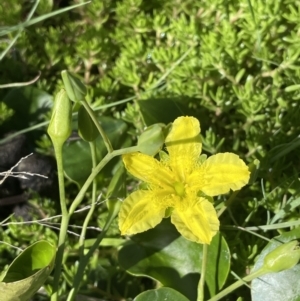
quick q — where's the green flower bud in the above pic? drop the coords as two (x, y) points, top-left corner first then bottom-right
(78, 105), (99, 142)
(47, 89), (72, 146)
(263, 241), (300, 273)
(61, 70), (87, 102)
(137, 123), (165, 156)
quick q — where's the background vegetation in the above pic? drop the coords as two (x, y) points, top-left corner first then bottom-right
(1, 0), (300, 300)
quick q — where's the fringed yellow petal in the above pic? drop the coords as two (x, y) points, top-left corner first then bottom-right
(123, 152), (175, 189)
(171, 197), (219, 244)
(119, 190), (166, 235)
(190, 152), (250, 196)
(165, 116), (202, 181)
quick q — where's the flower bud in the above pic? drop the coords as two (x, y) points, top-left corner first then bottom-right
(61, 70), (87, 102)
(137, 123), (165, 156)
(47, 89), (72, 146)
(263, 241), (300, 273)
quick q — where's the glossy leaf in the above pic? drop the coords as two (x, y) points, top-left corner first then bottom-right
(63, 138), (93, 186)
(2, 86), (52, 131)
(134, 287), (190, 301)
(118, 219), (230, 301)
(63, 116), (128, 185)
(0, 240), (56, 301)
(251, 228), (300, 301)
(78, 105), (99, 142)
(138, 98), (194, 126)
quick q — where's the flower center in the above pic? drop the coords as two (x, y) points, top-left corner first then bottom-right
(173, 182), (186, 197)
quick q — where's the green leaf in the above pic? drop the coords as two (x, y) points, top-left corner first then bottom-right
(284, 84), (300, 92)
(78, 105), (99, 142)
(118, 219), (230, 301)
(63, 138), (93, 186)
(0, 240), (56, 301)
(251, 228), (300, 301)
(134, 287), (190, 301)
(0, 2), (91, 36)
(2, 86), (52, 131)
(36, 0), (53, 15)
(63, 116), (128, 185)
(235, 68), (246, 83)
(138, 98), (194, 126)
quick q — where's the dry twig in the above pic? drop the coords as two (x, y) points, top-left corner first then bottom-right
(0, 153), (48, 185)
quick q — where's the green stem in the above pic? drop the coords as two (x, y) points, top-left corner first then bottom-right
(78, 141), (97, 255)
(81, 100), (113, 153)
(207, 268), (266, 301)
(68, 146), (139, 216)
(51, 144), (138, 300)
(197, 244), (208, 301)
(217, 190), (239, 218)
(51, 142), (70, 301)
(66, 199), (118, 301)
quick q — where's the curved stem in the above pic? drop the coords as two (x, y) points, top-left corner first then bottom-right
(51, 145), (139, 301)
(68, 146), (140, 216)
(217, 190), (239, 218)
(207, 268), (266, 301)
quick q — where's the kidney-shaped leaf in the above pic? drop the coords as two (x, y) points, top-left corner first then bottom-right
(134, 287), (190, 301)
(118, 219), (230, 301)
(251, 228), (300, 301)
(0, 240), (56, 301)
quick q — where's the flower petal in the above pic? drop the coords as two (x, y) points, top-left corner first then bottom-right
(123, 152), (175, 189)
(119, 190), (166, 235)
(165, 116), (202, 181)
(171, 197), (219, 244)
(189, 153), (250, 196)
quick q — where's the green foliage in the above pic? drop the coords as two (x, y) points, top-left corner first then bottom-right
(251, 228), (300, 301)
(119, 219), (230, 300)
(0, 240), (55, 301)
(1, 0), (300, 300)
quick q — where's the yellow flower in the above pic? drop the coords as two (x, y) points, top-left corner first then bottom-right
(119, 116), (250, 244)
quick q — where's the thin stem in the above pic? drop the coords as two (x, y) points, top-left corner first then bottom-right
(81, 100), (113, 153)
(197, 244), (208, 301)
(68, 146), (140, 216)
(217, 190), (239, 218)
(51, 142), (70, 301)
(51, 144), (139, 300)
(207, 268), (265, 301)
(66, 199), (119, 301)
(78, 141), (98, 255)
(0, 0), (40, 61)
